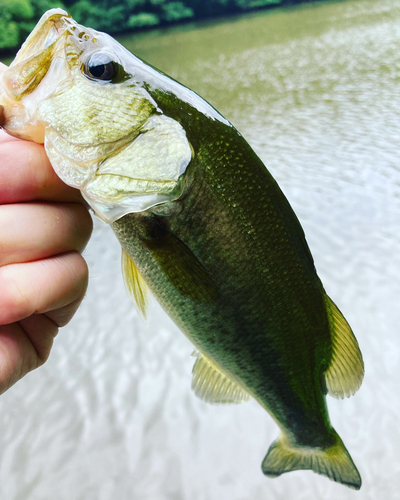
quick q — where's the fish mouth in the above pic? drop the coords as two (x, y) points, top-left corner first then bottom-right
(2, 8), (100, 99)
(12, 9), (72, 67)
(1, 9), (72, 99)
(0, 9), (74, 140)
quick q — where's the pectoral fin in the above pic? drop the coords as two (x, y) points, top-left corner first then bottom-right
(122, 249), (149, 317)
(142, 220), (218, 304)
(191, 351), (250, 404)
(324, 295), (364, 399)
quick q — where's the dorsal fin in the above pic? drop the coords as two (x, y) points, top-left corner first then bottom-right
(191, 351), (251, 404)
(324, 295), (364, 399)
(121, 249), (149, 318)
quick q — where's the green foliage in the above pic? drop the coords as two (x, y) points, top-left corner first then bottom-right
(126, 0), (145, 8)
(0, 0), (32, 50)
(0, 15), (19, 49)
(1, 0), (33, 19)
(70, 0), (126, 31)
(0, 0), (329, 55)
(127, 12), (159, 28)
(185, 0), (233, 18)
(162, 2), (194, 21)
(235, 0), (281, 8)
(30, 0), (66, 16)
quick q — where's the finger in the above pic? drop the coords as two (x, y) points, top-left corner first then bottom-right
(0, 202), (93, 266)
(0, 322), (40, 394)
(18, 313), (58, 362)
(0, 128), (20, 143)
(0, 251), (89, 325)
(44, 296), (85, 327)
(0, 315), (57, 394)
(0, 139), (83, 204)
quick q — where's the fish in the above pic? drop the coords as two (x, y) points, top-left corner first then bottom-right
(0, 9), (364, 489)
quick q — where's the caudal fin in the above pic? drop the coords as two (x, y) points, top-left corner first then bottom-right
(261, 431), (361, 490)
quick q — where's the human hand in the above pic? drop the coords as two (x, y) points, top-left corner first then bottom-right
(0, 62), (93, 394)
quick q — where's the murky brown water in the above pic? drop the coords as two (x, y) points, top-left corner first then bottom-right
(1, 1), (400, 498)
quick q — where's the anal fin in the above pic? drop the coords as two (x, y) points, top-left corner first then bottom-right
(324, 295), (364, 399)
(121, 249), (149, 318)
(191, 351), (250, 404)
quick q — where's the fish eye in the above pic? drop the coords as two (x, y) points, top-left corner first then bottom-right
(83, 52), (120, 82)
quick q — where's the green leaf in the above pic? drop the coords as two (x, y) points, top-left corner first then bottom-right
(127, 12), (160, 28)
(0, 0), (34, 19)
(235, 0), (282, 8)
(0, 16), (19, 49)
(162, 1), (194, 22)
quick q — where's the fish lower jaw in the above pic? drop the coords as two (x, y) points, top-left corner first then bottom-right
(0, 101), (45, 143)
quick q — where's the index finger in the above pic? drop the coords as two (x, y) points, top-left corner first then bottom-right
(0, 127), (19, 143)
(0, 138), (84, 204)
(0, 61), (82, 204)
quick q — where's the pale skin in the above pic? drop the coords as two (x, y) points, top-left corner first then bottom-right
(0, 62), (93, 394)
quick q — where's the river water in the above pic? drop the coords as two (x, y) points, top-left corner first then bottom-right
(1, 0), (400, 498)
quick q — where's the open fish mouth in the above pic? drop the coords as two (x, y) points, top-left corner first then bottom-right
(4, 9), (98, 72)
(1, 10), (73, 98)
(0, 9), (106, 141)
(13, 9), (72, 64)
(0, 9), (75, 141)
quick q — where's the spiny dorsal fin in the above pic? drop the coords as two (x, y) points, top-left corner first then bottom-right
(121, 249), (148, 318)
(324, 295), (364, 399)
(191, 351), (251, 404)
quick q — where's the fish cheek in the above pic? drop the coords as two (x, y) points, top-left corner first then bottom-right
(38, 78), (155, 146)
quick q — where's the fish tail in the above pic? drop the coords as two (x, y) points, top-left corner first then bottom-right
(261, 430), (361, 490)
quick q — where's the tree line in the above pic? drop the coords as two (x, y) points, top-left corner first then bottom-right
(1, 0), (321, 53)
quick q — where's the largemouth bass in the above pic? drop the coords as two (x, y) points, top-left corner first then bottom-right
(0, 9), (364, 489)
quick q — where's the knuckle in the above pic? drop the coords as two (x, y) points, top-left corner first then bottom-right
(72, 253), (90, 293)
(0, 266), (32, 325)
(58, 251), (89, 301)
(75, 204), (94, 246)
